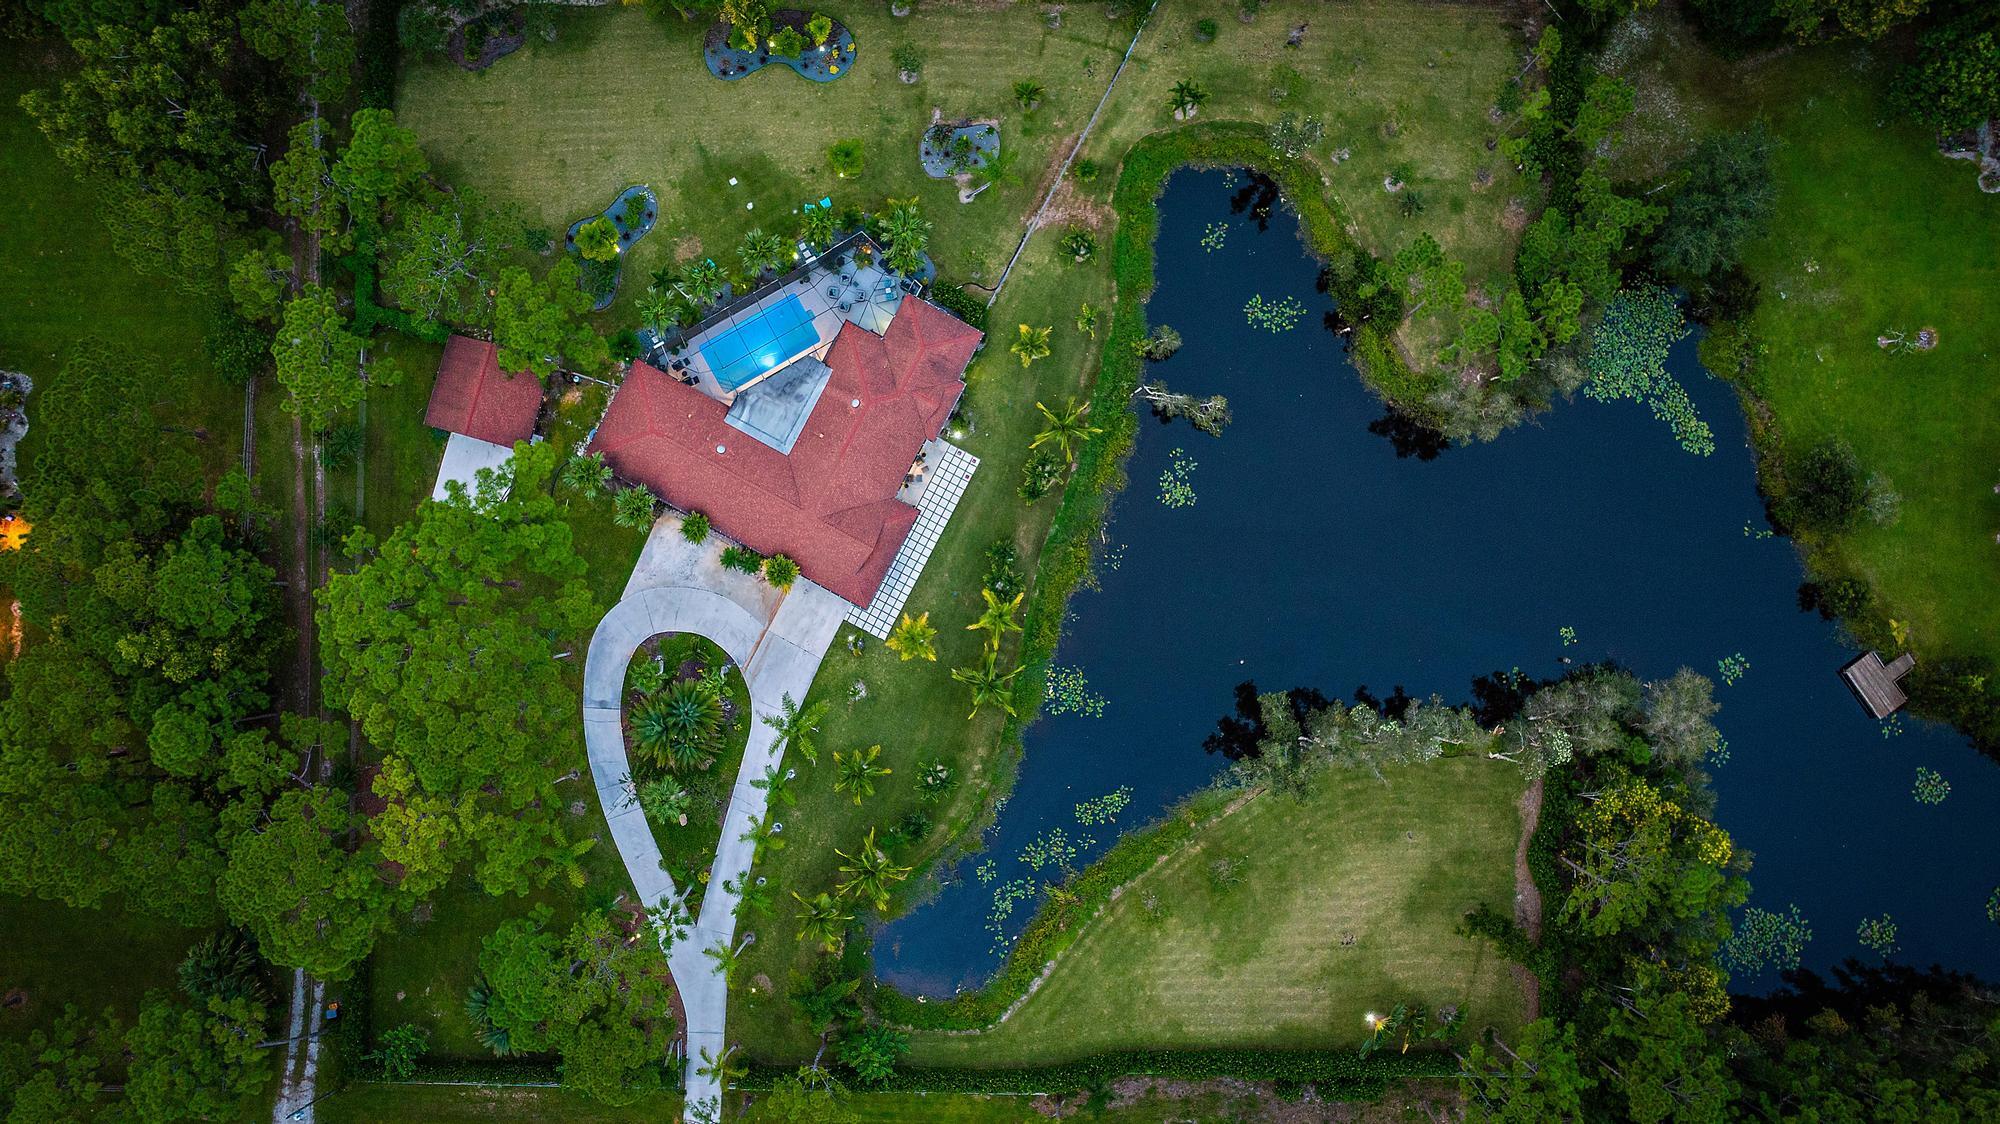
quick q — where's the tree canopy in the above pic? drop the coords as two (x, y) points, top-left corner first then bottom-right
(493, 258), (610, 380)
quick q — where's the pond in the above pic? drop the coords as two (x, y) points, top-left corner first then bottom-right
(871, 169), (2000, 998)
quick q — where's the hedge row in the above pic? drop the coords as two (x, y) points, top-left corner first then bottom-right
(869, 787), (1232, 1030)
(744, 1046), (1452, 1097)
(399, 1057), (562, 1085)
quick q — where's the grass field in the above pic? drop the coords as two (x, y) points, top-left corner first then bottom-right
(0, 897), (206, 1048)
(1606, 18), (2000, 669)
(905, 758), (1526, 1066)
(396, 3), (1134, 309)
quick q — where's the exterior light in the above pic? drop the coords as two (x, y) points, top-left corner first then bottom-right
(716, 444), (727, 454)
(728, 176), (738, 186)
(1364, 1011), (1380, 1029)
(850, 398), (861, 408)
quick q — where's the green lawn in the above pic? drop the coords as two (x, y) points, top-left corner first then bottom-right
(0, 38), (241, 482)
(319, 1083), (682, 1122)
(395, 3), (1134, 306)
(0, 896), (205, 1048)
(357, 334), (450, 541)
(905, 758), (1526, 1067)
(1608, 20), (2000, 669)
(1076, 0), (1523, 364)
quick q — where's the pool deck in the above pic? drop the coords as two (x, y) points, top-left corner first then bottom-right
(646, 232), (914, 405)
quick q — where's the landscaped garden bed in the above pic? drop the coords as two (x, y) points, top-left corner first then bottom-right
(704, 9), (855, 83)
(920, 120), (1000, 179)
(565, 185), (657, 311)
(621, 632), (753, 915)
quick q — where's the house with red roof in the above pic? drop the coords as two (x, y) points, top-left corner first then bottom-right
(425, 335), (546, 500)
(588, 297), (981, 607)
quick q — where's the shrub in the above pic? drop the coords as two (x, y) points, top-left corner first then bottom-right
(763, 553), (800, 589)
(1777, 437), (1867, 535)
(892, 42), (923, 75)
(610, 328), (643, 361)
(1194, 17), (1218, 41)
(1796, 577), (1871, 621)
(807, 11), (834, 45)
(915, 758), (956, 804)
(836, 1025), (909, 1083)
(319, 419), (365, 470)
(928, 283), (988, 330)
(1072, 158), (1100, 183)
(720, 545), (764, 573)
(207, 305), (270, 387)
(1060, 228), (1097, 262)
(574, 217), (620, 262)
(771, 26), (805, 58)
(367, 1024), (430, 1081)
(578, 256), (619, 303)
(886, 810), (933, 847)
(1265, 113), (1324, 159)
(983, 540), (1023, 599)
(1019, 448), (1064, 501)
(828, 137), (865, 178)
(681, 511), (711, 543)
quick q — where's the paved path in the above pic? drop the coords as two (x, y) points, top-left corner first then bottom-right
(582, 519), (845, 1118)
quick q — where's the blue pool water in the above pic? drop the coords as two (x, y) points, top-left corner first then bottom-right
(699, 294), (819, 389)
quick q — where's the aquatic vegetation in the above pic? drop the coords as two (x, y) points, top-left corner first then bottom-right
(1583, 285), (1713, 456)
(1722, 903), (1813, 975)
(1913, 765), (1950, 805)
(1045, 665), (1108, 717)
(1559, 625), (1577, 647)
(1856, 914), (1899, 957)
(1159, 448), (1198, 508)
(1718, 653), (1749, 685)
(1073, 786), (1132, 826)
(1243, 293), (1307, 332)
(1200, 221), (1228, 252)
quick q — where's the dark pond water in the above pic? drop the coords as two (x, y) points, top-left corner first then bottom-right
(872, 169), (2000, 997)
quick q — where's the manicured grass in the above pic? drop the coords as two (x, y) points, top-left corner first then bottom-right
(1085, 0), (1526, 358)
(1608, 22), (2000, 668)
(0, 896), (205, 1047)
(904, 758), (1526, 1067)
(319, 1083), (682, 1122)
(395, 3), (1134, 307)
(358, 334), (450, 540)
(731, 230), (1113, 1061)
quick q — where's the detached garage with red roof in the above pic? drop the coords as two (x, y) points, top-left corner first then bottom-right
(588, 297), (981, 607)
(426, 336), (547, 500)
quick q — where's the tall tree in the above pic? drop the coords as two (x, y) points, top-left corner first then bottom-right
(273, 284), (366, 433)
(125, 991), (274, 1122)
(330, 108), (429, 220)
(493, 259), (610, 380)
(239, 0), (356, 103)
(317, 442), (601, 898)
(218, 786), (388, 979)
(379, 189), (514, 324)
(1651, 124), (1775, 280)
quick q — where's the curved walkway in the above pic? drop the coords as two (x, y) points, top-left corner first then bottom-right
(582, 522), (845, 1118)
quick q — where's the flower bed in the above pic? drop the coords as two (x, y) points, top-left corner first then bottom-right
(704, 10), (856, 83)
(920, 121), (1000, 179)
(564, 184), (657, 311)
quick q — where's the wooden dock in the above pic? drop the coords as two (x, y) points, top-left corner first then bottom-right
(1841, 650), (1916, 719)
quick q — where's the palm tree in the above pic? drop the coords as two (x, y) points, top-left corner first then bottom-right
(1031, 398), (1100, 463)
(737, 227), (789, 277)
(631, 679), (722, 770)
(1170, 79), (1208, 119)
(464, 982), (512, 1055)
(798, 205), (839, 251)
(792, 890), (852, 951)
(880, 197), (931, 256)
(885, 611), (938, 661)
(1011, 323), (1052, 368)
(560, 451), (612, 498)
(573, 216), (620, 261)
(1013, 79), (1045, 111)
(833, 743), (891, 804)
(951, 652), (1021, 719)
(702, 935), (753, 985)
(761, 692), (830, 767)
(965, 588), (1024, 652)
(636, 286), (680, 333)
(835, 829), (914, 912)
(883, 240), (925, 277)
(697, 1042), (747, 1087)
(678, 258), (727, 307)
(751, 764), (795, 809)
(1075, 302), (1099, 339)
(612, 484), (657, 529)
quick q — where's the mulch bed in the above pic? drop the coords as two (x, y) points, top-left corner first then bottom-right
(703, 10), (856, 82)
(448, 9), (526, 72)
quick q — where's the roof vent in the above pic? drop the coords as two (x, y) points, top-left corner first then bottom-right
(850, 398), (861, 408)
(715, 444), (727, 454)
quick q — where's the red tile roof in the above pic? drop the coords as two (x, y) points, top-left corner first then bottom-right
(588, 298), (981, 605)
(425, 336), (544, 447)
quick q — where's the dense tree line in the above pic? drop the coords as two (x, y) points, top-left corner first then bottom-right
(1458, 666), (2000, 1119)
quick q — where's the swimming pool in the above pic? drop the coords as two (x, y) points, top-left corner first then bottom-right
(699, 294), (820, 390)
